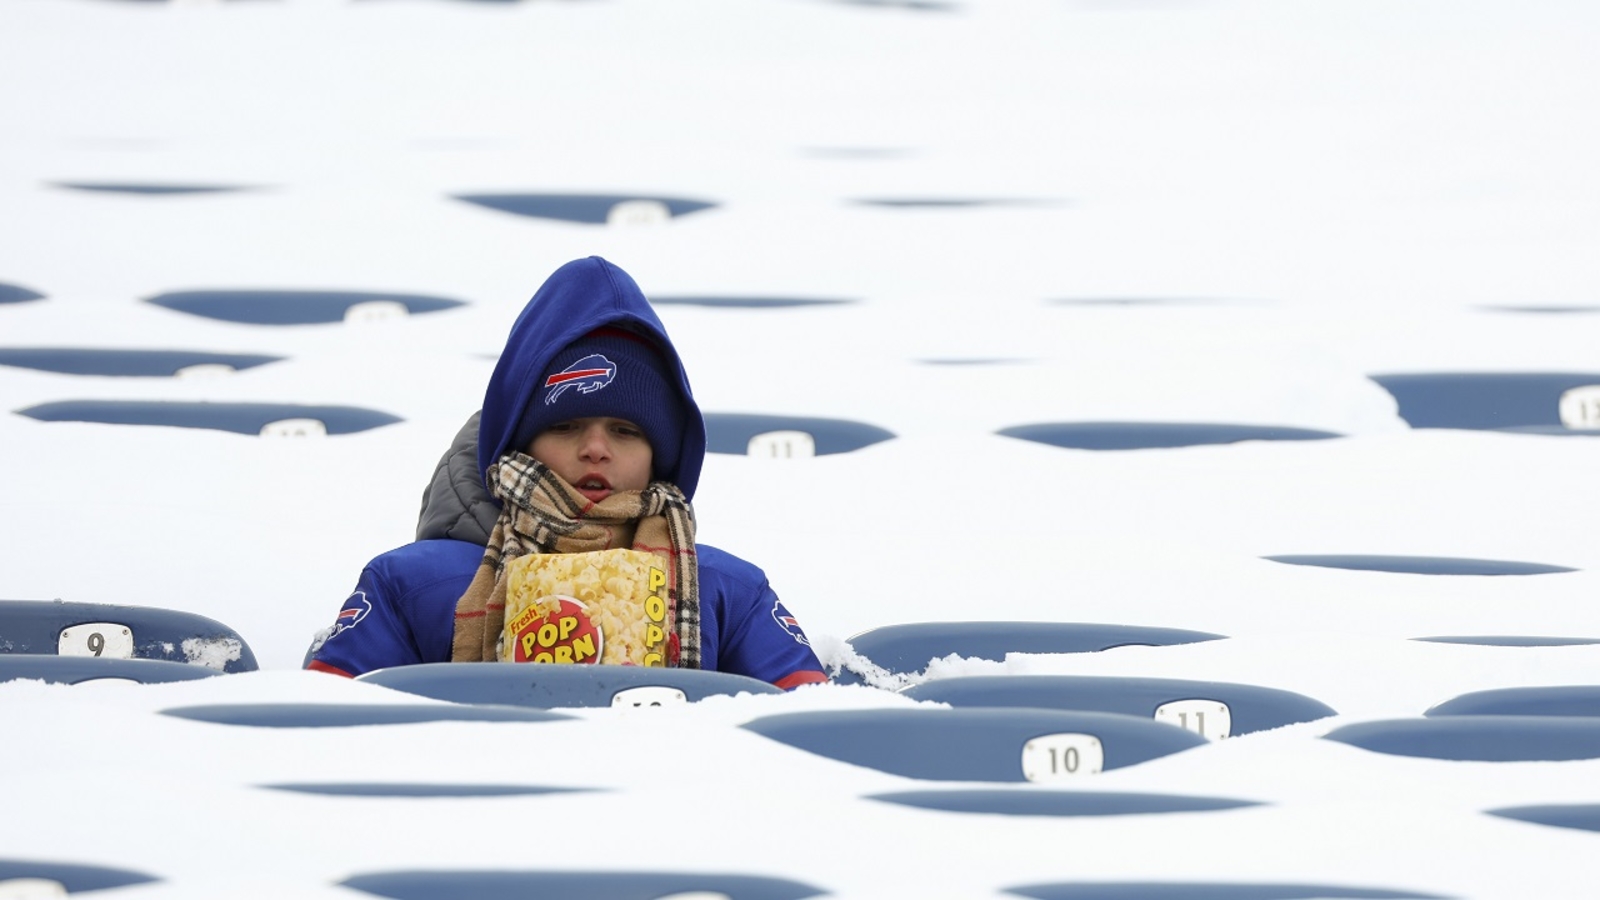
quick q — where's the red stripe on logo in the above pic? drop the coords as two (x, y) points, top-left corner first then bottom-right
(546, 368), (610, 387)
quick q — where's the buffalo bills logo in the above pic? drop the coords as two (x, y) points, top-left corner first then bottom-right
(329, 591), (371, 639)
(544, 354), (616, 405)
(771, 599), (809, 646)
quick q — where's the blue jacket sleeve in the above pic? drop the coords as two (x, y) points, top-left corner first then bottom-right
(305, 541), (478, 677)
(699, 546), (828, 689)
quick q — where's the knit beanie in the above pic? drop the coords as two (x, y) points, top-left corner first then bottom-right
(512, 327), (685, 484)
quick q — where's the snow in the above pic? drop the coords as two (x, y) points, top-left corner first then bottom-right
(2, 0), (1599, 897)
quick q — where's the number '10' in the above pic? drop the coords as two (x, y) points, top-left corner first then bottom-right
(1048, 746), (1081, 773)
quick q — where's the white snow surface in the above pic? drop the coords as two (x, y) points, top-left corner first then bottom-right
(2, 0), (1599, 897)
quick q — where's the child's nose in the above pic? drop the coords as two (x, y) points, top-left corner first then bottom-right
(578, 425), (612, 460)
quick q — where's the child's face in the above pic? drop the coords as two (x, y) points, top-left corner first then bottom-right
(528, 417), (654, 503)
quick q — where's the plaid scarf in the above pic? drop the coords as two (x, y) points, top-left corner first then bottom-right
(450, 453), (700, 668)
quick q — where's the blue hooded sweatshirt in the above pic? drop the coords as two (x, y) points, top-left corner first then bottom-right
(307, 257), (828, 689)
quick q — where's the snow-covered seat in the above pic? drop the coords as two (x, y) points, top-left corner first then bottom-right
(160, 703), (572, 728)
(144, 289), (465, 325)
(1486, 804), (1600, 834)
(1264, 553), (1575, 575)
(831, 621), (1225, 686)
(53, 181), (252, 195)
(338, 869), (826, 900)
(866, 789), (1262, 818)
(1412, 635), (1600, 647)
(704, 412), (895, 457)
(16, 400), (402, 437)
(1425, 685), (1600, 718)
(649, 295), (854, 309)
(451, 192), (718, 225)
(902, 675), (1337, 740)
(260, 783), (595, 798)
(1003, 880), (1451, 899)
(357, 661), (781, 709)
(0, 348), (283, 377)
(1322, 716), (1600, 762)
(741, 707), (1206, 781)
(1369, 371), (1600, 433)
(0, 599), (258, 673)
(996, 421), (1342, 451)
(0, 282), (44, 304)
(0, 656), (221, 686)
(0, 859), (159, 896)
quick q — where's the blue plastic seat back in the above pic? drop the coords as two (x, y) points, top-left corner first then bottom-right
(741, 707), (1206, 781)
(145, 289), (465, 325)
(338, 869), (825, 900)
(0, 656), (222, 685)
(0, 599), (258, 673)
(0, 282), (45, 304)
(1369, 371), (1600, 431)
(17, 400), (402, 436)
(357, 662), (781, 709)
(452, 193), (717, 224)
(1486, 803), (1600, 834)
(1264, 554), (1575, 575)
(1323, 716), (1600, 762)
(834, 621), (1226, 685)
(0, 348), (283, 377)
(1412, 635), (1600, 647)
(160, 703), (573, 728)
(902, 675), (1336, 739)
(867, 789), (1261, 818)
(0, 859), (159, 893)
(997, 422), (1341, 451)
(1425, 685), (1600, 718)
(1003, 881), (1450, 899)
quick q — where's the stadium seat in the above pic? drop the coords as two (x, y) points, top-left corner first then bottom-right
(1050, 296), (1235, 307)
(1425, 686), (1600, 718)
(0, 283), (44, 305)
(901, 675), (1337, 740)
(144, 289), (466, 325)
(1478, 304), (1600, 314)
(850, 196), (1054, 208)
(339, 870), (826, 900)
(1412, 635), (1600, 647)
(1263, 554), (1575, 575)
(1002, 881), (1449, 899)
(357, 662), (782, 709)
(0, 599), (258, 673)
(704, 412), (896, 457)
(452, 193), (717, 225)
(1369, 371), (1600, 433)
(159, 703), (573, 728)
(17, 400), (403, 437)
(1322, 716), (1600, 762)
(51, 181), (254, 195)
(0, 656), (221, 685)
(1487, 804), (1600, 834)
(649, 295), (854, 309)
(866, 789), (1262, 817)
(0, 348), (283, 377)
(996, 422), (1342, 451)
(0, 860), (159, 895)
(831, 621), (1226, 686)
(741, 708), (1206, 781)
(260, 783), (597, 798)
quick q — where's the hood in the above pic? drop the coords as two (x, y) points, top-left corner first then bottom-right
(477, 256), (707, 500)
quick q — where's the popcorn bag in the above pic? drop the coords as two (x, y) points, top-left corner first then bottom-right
(498, 548), (674, 667)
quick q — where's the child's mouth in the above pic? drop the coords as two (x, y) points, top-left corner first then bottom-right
(576, 476), (612, 501)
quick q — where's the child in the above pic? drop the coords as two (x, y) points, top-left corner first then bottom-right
(306, 257), (829, 689)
